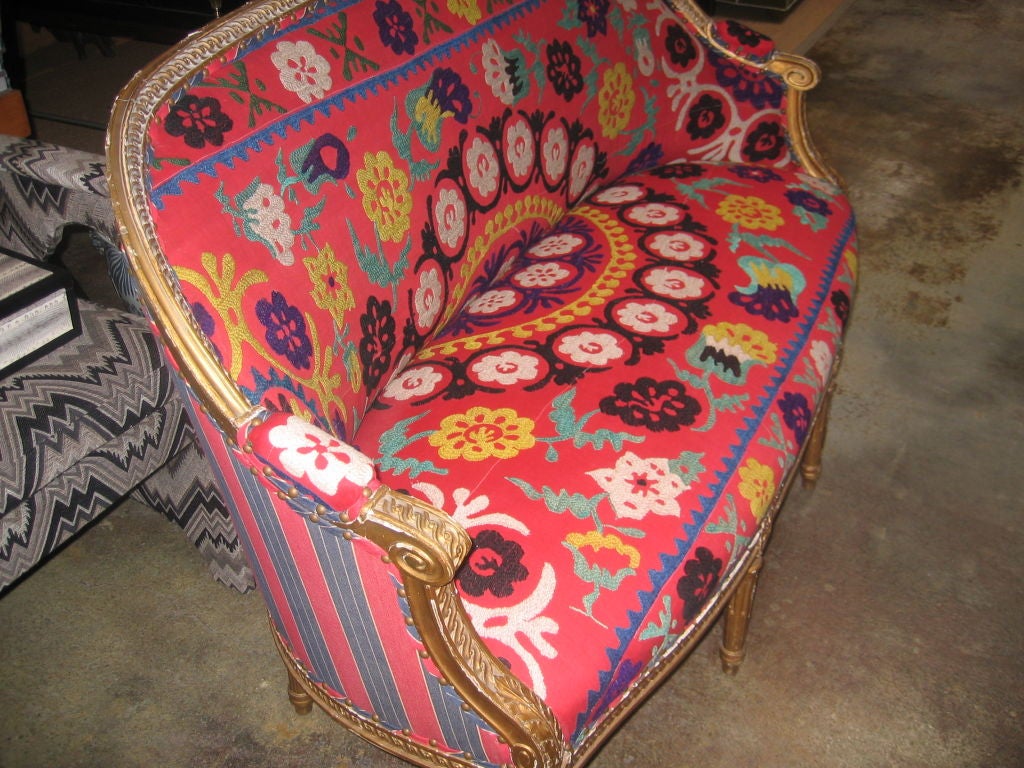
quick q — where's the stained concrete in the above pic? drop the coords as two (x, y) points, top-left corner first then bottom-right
(1, 1), (1022, 766)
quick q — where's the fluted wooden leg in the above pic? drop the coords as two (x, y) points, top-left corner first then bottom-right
(719, 553), (764, 675)
(800, 380), (836, 489)
(287, 664), (314, 715)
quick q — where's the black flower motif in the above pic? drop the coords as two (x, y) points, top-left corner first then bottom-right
(665, 25), (697, 68)
(546, 40), (585, 102)
(743, 119), (786, 162)
(373, 0), (418, 55)
(256, 291), (313, 369)
(458, 529), (529, 598)
(600, 377), (701, 432)
(831, 290), (851, 326)
(650, 162), (707, 180)
(358, 295), (396, 390)
(731, 165), (783, 184)
(676, 546), (723, 622)
(164, 94), (233, 149)
(778, 391), (812, 444)
(685, 93), (726, 140)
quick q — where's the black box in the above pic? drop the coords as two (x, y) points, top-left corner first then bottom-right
(0, 249), (81, 379)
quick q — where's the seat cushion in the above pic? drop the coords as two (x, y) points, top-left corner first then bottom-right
(354, 160), (857, 742)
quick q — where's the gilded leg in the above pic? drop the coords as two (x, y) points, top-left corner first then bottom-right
(287, 664), (314, 715)
(800, 380), (836, 489)
(719, 553), (764, 675)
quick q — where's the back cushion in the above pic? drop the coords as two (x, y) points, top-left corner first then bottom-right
(144, 0), (795, 441)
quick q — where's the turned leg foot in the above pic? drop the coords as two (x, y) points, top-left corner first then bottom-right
(287, 665), (314, 715)
(800, 382), (836, 489)
(719, 554), (763, 674)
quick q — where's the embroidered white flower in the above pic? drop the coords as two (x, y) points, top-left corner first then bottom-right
(466, 135), (500, 200)
(590, 184), (647, 205)
(647, 231), (707, 262)
(471, 349), (542, 385)
(504, 116), (535, 179)
(413, 265), (444, 331)
(642, 266), (706, 299)
(810, 339), (833, 383)
(242, 182), (295, 265)
(382, 365), (445, 401)
(463, 563), (559, 698)
(466, 288), (518, 315)
(271, 40), (332, 104)
(267, 415), (374, 497)
(623, 202), (685, 227)
(513, 262), (571, 288)
(527, 232), (583, 258)
(614, 301), (680, 334)
(411, 483), (530, 534)
(541, 123), (570, 183)
(587, 452), (688, 520)
(555, 329), (627, 366)
(482, 39), (517, 105)
(568, 142), (596, 201)
(434, 185), (466, 250)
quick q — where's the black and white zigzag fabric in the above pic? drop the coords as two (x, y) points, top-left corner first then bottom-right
(0, 301), (252, 593)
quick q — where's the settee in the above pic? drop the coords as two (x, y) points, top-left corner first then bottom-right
(108, 0), (858, 765)
(0, 134), (254, 594)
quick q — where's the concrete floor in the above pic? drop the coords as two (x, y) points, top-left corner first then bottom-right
(2, 0), (1022, 766)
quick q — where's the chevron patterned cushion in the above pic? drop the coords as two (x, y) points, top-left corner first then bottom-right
(0, 301), (246, 593)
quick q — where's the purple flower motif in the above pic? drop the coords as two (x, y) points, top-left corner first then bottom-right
(778, 391), (812, 444)
(676, 547), (723, 622)
(300, 133), (350, 183)
(358, 295), (396, 389)
(458, 529), (529, 598)
(743, 119), (786, 162)
(373, 0), (418, 56)
(626, 143), (665, 176)
(712, 56), (783, 110)
(164, 94), (233, 149)
(546, 40), (584, 102)
(600, 377), (701, 432)
(729, 284), (798, 322)
(256, 291), (313, 369)
(577, 0), (610, 37)
(786, 189), (833, 217)
(428, 68), (472, 124)
(685, 93), (726, 140)
(192, 301), (223, 362)
(731, 165), (783, 184)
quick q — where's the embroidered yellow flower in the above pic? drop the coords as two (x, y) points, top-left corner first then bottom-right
(738, 458), (776, 520)
(304, 243), (355, 326)
(716, 194), (784, 231)
(597, 63), (636, 139)
(429, 406), (536, 462)
(356, 150), (412, 243)
(704, 321), (778, 365)
(447, 0), (481, 23)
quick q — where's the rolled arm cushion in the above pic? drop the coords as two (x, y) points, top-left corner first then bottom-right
(112, 0), (858, 763)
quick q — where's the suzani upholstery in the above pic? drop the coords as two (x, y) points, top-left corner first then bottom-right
(108, 0), (857, 765)
(0, 135), (254, 594)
